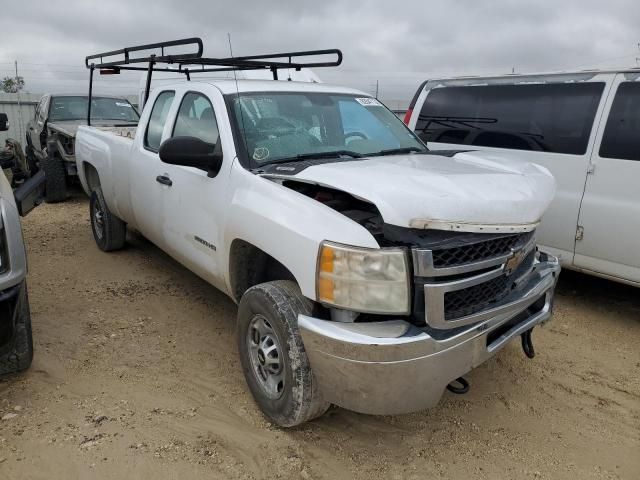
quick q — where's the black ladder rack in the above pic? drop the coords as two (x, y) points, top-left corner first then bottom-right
(84, 37), (342, 124)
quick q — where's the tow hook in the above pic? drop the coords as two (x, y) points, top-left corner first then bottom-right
(446, 377), (469, 394)
(521, 328), (535, 359)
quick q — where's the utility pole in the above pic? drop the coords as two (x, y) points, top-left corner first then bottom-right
(15, 60), (25, 144)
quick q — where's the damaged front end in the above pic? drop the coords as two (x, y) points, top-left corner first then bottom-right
(46, 125), (78, 176)
(267, 175), (560, 415)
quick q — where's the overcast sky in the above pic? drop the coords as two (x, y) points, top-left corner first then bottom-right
(1, 0), (638, 108)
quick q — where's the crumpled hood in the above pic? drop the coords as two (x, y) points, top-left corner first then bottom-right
(269, 151), (556, 231)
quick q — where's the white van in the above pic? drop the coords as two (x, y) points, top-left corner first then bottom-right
(405, 69), (640, 286)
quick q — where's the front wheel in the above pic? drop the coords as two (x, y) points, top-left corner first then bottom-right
(237, 281), (329, 427)
(90, 187), (126, 252)
(0, 284), (33, 375)
(42, 154), (68, 203)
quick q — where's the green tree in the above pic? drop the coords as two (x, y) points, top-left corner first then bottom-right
(1, 76), (25, 93)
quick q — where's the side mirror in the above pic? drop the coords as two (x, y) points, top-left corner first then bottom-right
(14, 170), (46, 216)
(0, 113), (8, 132)
(158, 136), (223, 178)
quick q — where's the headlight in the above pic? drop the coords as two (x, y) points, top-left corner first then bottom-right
(317, 241), (410, 314)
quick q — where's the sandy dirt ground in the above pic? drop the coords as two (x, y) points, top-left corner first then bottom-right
(0, 193), (639, 480)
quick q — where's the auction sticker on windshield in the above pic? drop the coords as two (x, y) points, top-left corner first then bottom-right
(355, 97), (382, 107)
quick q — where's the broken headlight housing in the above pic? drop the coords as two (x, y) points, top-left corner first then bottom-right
(316, 241), (410, 315)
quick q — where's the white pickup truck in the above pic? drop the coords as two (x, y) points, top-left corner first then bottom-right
(76, 41), (560, 426)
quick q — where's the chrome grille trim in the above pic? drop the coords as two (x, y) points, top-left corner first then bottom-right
(415, 232), (540, 329)
(412, 234), (536, 278)
(423, 252), (557, 330)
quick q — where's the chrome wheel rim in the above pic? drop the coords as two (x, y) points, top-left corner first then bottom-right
(247, 314), (285, 399)
(92, 199), (105, 241)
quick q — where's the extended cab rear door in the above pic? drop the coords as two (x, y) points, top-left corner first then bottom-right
(129, 90), (176, 246)
(574, 73), (640, 283)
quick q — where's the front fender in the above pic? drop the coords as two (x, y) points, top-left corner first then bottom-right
(223, 164), (380, 301)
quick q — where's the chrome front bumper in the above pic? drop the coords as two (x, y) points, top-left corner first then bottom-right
(299, 251), (560, 415)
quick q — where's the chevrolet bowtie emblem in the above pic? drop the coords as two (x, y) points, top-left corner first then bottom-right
(504, 249), (525, 274)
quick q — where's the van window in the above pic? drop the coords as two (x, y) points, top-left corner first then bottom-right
(145, 91), (175, 151)
(416, 83), (604, 155)
(599, 82), (640, 161)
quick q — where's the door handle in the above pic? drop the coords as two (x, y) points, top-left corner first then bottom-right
(155, 175), (173, 187)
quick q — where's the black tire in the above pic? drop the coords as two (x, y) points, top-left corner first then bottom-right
(237, 280), (329, 427)
(0, 285), (33, 375)
(90, 187), (126, 252)
(42, 154), (67, 203)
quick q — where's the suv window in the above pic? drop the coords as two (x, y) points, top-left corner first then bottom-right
(599, 82), (640, 161)
(172, 92), (219, 144)
(145, 91), (175, 151)
(416, 83), (605, 155)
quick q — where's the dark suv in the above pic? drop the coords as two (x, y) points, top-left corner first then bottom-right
(26, 94), (139, 202)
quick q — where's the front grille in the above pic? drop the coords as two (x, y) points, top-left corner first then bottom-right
(444, 275), (511, 320)
(443, 249), (535, 320)
(431, 231), (532, 268)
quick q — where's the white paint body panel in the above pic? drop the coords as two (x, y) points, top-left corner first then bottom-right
(76, 79), (556, 302)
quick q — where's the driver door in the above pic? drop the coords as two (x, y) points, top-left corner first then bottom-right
(29, 96), (48, 159)
(157, 89), (229, 290)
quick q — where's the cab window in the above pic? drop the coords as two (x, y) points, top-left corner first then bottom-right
(145, 91), (175, 151)
(172, 92), (219, 144)
(599, 82), (640, 161)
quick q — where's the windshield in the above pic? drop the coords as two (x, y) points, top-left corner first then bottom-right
(49, 96), (140, 122)
(229, 92), (425, 165)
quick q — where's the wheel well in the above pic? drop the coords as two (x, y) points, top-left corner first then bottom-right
(229, 239), (297, 302)
(83, 162), (101, 192)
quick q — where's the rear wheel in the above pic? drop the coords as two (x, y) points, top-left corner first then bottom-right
(237, 280), (329, 427)
(90, 187), (126, 252)
(42, 154), (67, 203)
(0, 284), (33, 375)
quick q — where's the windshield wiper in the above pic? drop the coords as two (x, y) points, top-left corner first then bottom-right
(370, 146), (426, 156)
(265, 150), (363, 165)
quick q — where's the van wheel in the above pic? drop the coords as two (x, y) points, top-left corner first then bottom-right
(90, 187), (126, 252)
(237, 280), (329, 427)
(42, 155), (67, 203)
(0, 284), (33, 375)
